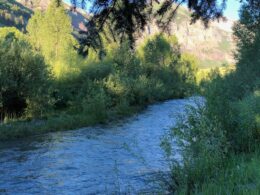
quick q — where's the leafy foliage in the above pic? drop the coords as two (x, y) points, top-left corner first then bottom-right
(0, 26), (198, 139)
(0, 28), (50, 119)
(204, 0), (260, 152)
(27, 0), (80, 78)
(162, 101), (228, 194)
(73, 0), (228, 49)
(56, 35), (198, 119)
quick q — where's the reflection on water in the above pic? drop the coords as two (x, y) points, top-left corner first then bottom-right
(0, 97), (198, 194)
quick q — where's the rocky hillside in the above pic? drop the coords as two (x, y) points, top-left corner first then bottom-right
(0, 0), (88, 31)
(0, 0), (32, 31)
(16, 0), (89, 30)
(16, 0), (49, 10)
(141, 6), (236, 68)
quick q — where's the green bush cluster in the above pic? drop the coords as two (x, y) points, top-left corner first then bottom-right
(231, 90), (260, 152)
(51, 36), (198, 122)
(0, 29), (50, 120)
(161, 102), (228, 193)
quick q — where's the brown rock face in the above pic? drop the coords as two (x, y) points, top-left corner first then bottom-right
(16, 0), (50, 10)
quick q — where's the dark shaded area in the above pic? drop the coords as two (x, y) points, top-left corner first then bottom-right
(1, 90), (26, 118)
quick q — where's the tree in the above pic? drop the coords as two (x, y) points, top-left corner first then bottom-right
(72, 0), (235, 51)
(27, 0), (79, 77)
(233, 0), (260, 78)
(73, 0), (228, 27)
(141, 34), (180, 67)
(0, 28), (50, 118)
(203, 0), (260, 152)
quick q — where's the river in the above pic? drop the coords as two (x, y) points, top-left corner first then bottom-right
(0, 97), (198, 194)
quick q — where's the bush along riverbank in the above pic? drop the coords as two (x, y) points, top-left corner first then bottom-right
(0, 8), (198, 141)
(161, 1), (260, 194)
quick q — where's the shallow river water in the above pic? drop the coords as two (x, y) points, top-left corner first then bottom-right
(0, 97), (198, 194)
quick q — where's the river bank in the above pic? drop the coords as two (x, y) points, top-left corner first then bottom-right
(0, 96), (194, 141)
(0, 103), (144, 141)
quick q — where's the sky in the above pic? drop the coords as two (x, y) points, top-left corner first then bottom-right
(64, 0), (241, 21)
(224, 0), (240, 20)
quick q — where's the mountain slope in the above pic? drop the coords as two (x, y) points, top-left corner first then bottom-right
(16, 0), (88, 31)
(141, 6), (236, 68)
(0, 0), (32, 31)
(0, 0), (88, 31)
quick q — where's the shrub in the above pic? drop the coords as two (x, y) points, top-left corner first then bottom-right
(178, 53), (198, 95)
(0, 30), (50, 118)
(204, 70), (260, 153)
(161, 1), (260, 193)
(161, 101), (228, 194)
(140, 34), (178, 67)
(82, 88), (109, 123)
(232, 90), (260, 152)
(139, 34), (198, 98)
(112, 41), (141, 77)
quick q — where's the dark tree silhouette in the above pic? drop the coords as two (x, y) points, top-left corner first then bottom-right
(70, 0), (255, 53)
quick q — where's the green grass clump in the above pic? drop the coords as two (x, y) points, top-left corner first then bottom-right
(197, 153), (260, 195)
(0, 105), (142, 141)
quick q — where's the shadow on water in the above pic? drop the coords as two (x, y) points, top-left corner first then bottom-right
(0, 97), (200, 194)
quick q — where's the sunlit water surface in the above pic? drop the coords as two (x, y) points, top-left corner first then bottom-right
(0, 97), (199, 194)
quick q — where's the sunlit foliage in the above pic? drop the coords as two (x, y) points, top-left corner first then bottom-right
(27, 0), (80, 78)
(0, 28), (50, 119)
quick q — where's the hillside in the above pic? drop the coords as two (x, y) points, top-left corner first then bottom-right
(0, 0), (32, 31)
(141, 6), (236, 68)
(0, 0), (88, 31)
(0, 1), (236, 68)
(16, 0), (88, 31)
(16, 0), (49, 10)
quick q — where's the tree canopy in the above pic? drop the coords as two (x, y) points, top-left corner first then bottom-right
(69, 0), (257, 52)
(27, 0), (80, 77)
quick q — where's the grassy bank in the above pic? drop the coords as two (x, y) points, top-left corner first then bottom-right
(173, 151), (260, 195)
(0, 104), (143, 141)
(197, 152), (260, 194)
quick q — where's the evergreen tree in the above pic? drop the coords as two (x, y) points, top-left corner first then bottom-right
(233, 0), (260, 81)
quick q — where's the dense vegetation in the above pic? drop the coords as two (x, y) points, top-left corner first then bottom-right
(162, 0), (260, 194)
(0, 1), (198, 140)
